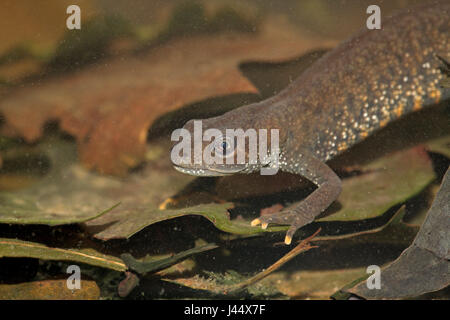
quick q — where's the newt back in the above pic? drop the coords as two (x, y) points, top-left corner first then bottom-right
(265, 2), (450, 161)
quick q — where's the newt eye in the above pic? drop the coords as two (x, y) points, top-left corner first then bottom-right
(215, 137), (235, 158)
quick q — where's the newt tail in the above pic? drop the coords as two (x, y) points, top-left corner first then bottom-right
(171, 2), (450, 244)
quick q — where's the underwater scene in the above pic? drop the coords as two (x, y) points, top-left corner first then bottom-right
(0, 0), (448, 301)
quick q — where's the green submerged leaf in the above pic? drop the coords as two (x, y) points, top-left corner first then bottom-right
(0, 139), (121, 225)
(0, 238), (127, 271)
(121, 243), (219, 275)
(0, 194), (117, 225)
(318, 146), (435, 222)
(88, 202), (286, 240)
(425, 134), (450, 158)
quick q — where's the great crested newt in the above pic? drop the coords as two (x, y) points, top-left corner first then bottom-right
(171, 2), (450, 244)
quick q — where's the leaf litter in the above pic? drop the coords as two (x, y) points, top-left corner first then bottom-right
(0, 9), (336, 176)
(0, 1), (447, 298)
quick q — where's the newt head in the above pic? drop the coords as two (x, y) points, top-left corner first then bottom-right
(170, 104), (283, 176)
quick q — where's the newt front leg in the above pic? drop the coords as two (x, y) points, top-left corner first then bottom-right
(252, 151), (342, 245)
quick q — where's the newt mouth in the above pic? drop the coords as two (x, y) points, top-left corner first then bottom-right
(173, 164), (244, 176)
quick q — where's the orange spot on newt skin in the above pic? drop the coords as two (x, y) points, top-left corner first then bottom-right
(429, 89), (441, 103)
(413, 96), (423, 111)
(360, 131), (369, 138)
(417, 86), (425, 96)
(380, 119), (389, 127)
(338, 142), (348, 151)
(394, 103), (405, 118)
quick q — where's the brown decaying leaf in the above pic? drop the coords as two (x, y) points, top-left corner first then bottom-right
(118, 271), (140, 298)
(0, 279), (100, 300)
(0, 18), (336, 175)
